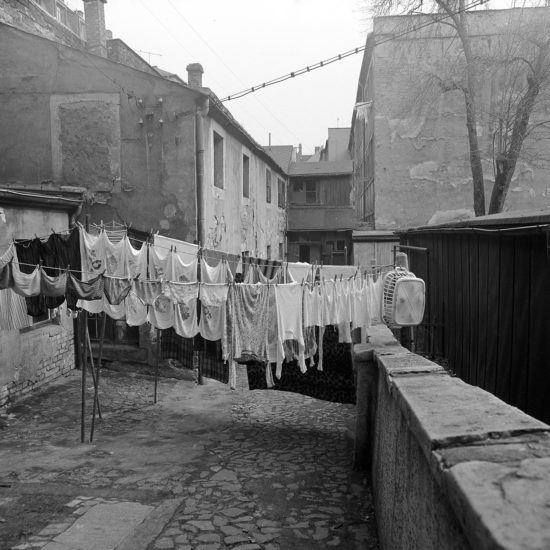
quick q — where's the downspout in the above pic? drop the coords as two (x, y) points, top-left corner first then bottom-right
(195, 96), (209, 245)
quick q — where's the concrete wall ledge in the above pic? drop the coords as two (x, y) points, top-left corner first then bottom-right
(354, 325), (550, 550)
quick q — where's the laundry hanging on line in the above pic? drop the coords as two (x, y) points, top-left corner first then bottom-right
(1, 223), (389, 400)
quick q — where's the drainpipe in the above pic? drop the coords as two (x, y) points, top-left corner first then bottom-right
(195, 96), (209, 245)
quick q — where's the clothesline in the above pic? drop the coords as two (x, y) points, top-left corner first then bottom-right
(3, 223), (392, 281)
(6, 227), (75, 247)
(8, 260), (379, 288)
(2, 224), (391, 392)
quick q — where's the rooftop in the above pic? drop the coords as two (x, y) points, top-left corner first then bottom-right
(289, 161), (353, 177)
(401, 206), (550, 232)
(264, 145), (294, 173)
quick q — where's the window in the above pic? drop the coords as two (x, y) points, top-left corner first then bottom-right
(266, 169), (271, 203)
(56, 3), (67, 25)
(305, 181), (318, 204)
(277, 177), (285, 208)
(266, 245), (271, 259)
(213, 131), (224, 189)
(242, 154), (250, 198)
(290, 179), (318, 205)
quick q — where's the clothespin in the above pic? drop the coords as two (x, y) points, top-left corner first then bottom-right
(301, 278), (305, 286)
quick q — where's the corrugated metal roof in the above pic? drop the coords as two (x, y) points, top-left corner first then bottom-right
(289, 161), (353, 176)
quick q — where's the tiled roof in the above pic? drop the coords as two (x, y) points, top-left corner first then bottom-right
(289, 161), (353, 176)
(264, 145), (294, 172)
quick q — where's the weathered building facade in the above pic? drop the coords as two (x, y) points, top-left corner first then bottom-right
(350, 7), (550, 231)
(0, 189), (82, 408)
(286, 130), (354, 265)
(0, 0), (287, 256)
(0, 0), (287, 390)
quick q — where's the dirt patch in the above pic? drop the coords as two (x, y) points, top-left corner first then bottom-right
(0, 489), (69, 550)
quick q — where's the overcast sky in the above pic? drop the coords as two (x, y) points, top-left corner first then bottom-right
(63, 0), (369, 154)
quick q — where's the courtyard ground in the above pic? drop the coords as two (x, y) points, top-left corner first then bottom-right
(0, 367), (378, 550)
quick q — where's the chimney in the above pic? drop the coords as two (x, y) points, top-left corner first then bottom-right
(83, 0), (107, 58)
(186, 63), (204, 87)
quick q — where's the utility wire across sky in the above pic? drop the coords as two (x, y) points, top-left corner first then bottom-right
(219, 0), (486, 102)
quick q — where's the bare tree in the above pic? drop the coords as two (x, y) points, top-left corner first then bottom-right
(368, 0), (550, 215)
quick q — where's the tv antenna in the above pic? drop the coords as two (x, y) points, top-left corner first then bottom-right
(137, 50), (163, 64)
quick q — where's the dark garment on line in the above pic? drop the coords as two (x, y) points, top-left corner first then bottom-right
(66, 272), (104, 311)
(15, 238), (49, 316)
(50, 230), (81, 279)
(14, 230), (80, 315)
(0, 262), (13, 290)
(246, 325), (356, 404)
(103, 276), (132, 305)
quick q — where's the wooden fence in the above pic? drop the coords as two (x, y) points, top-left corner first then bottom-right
(399, 223), (550, 424)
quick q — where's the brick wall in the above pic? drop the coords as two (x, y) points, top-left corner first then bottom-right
(0, 310), (75, 409)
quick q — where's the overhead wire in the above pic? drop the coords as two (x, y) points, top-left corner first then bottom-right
(165, 0), (303, 143)
(65, 0), (486, 144)
(135, 0), (276, 140)
(219, 0), (487, 102)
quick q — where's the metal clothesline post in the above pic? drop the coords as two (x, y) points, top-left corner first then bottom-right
(80, 310), (87, 444)
(90, 312), (107, 443)
(154, 328), (160, 404)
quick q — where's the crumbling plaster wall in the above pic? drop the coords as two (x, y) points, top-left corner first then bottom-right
(0, 25), (198, 242)
(0, 206), (74, 408)
(202, 118), (286, 258)
(372, 12), (550, 230)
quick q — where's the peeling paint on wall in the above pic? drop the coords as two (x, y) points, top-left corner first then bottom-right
(409, 161), (440, 182)
(50, 93), (121, 189)
(389, 116), (426, 143)
(207, 214), (226, 250)
(163, 203), (177, 219)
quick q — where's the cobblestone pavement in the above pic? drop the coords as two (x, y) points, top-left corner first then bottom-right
(0, 368), (378, 549)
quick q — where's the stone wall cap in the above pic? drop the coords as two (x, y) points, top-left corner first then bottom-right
(391, 374), (550, 454)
